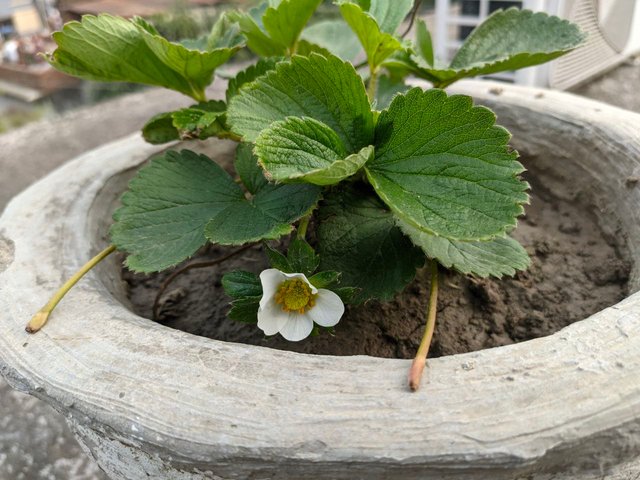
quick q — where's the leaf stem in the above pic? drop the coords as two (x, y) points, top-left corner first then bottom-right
(26, 245), (116, 333)
(367, 67), (378, 104)
(297, 214), (311, 239)
(408, 259), (439, 391)
(153, 244), (254, 321)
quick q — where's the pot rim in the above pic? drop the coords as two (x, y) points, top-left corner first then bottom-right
(1, 80), (639, 476)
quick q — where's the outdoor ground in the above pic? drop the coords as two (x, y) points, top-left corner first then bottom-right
(0, 59), (639, 479)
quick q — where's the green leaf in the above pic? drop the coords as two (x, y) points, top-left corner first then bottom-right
(141, 101), (227, 144)
(222, 270), (263, 298)
(407, 8), (585, 87)
(375, 74), (409, 109)
(337, 1), (403, 71)
(263, 0), (323, 53)
(264, 243), (292, 272)
(333, 286), (360, 304)
(287, 238), (320, 276)
(228, 296), (261, 323)
(366, 87), (528, 241)
(47, 14), (241, 101)
(207, 11), (245, 50)
(226, 58), (281, 102)
(309, 270), (341, 289)
(300, 19), (362, 61)
(398, 220), (530, 277)
(142, 112), (179, 144)
(367, 0), (413, 34)
(415, 18), (434, 66)
(255, 117), (374, 185)
(172, 100), (227, 140)
(227, 53), (374, 152)
(110, 150), (244, 272)
(227, 5), (285, 57)
(234, 142), (268, 194)
(229, 0), (322, 56)
(317, 186), (424, 303)
(204, 182), (321, 245)
(111, 149), (319, 271)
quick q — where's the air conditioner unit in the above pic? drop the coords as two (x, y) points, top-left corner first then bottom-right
(433, 0), (640, 89)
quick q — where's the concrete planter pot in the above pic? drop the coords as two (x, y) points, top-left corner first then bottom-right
(0, 80), (639, 480)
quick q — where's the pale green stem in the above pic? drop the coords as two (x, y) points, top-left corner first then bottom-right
(26, 245), (116, 333)
(408, 259), (439, 391)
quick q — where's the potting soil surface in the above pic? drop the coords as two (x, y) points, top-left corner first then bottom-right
(122, 167), (630, 358)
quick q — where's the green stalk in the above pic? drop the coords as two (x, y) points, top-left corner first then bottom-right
(26, 245), (116, 333)
(408, 259), (439, 391)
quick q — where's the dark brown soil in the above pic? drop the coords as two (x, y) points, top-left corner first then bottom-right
(121, 171), (631, 359)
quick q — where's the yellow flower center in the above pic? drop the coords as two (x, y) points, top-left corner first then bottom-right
(274, 278), (317, 314)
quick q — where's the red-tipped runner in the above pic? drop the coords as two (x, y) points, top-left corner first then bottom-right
(408, 259), (439, 391)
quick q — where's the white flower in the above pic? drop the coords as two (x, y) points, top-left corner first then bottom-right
(257, 268), (345, 341)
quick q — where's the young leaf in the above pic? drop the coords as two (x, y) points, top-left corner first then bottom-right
(142, 112), (179, 144)
(222, 271), (263, 298)
(110, 150), (245, 272)
(337, 1), (403, 71)
(367, 0), (413, 34)
(287, 238), (320, 276)
(141, 101), (227, 144)
(227, 53), (374, 152)
(403, 8), (585, 87)
(228, 296), (261, 323)
(415, 19), (434, 66)
(317, 186), (424, 303)
(264, 243), (292, 272)
(204, 182), (321, 245)
(255, 117), (374, 185)
(47, 14), (241, 101)
(300, 19), (362, 61)
(226, 58), (281, 102)
(262, 0), (323, 53)
(366, 88), (528, 241)
(398, 220), (530, 277)
(171, 101), (227, 140)
(234, 143), (268, 194)
(229, 0), (322, 56)
(227, 5), (285, 57)
(309, 271), (341, 289)
(207, 11), (245, 50)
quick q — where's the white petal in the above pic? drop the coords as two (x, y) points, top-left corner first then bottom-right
(259, 268), (286, 309)
(307, 289), (345, 327)
(278, 313), (314, 342)
(280, 271), (318, 294)
(257, 299), (288, 336)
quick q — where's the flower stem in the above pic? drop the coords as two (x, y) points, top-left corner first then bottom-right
(26, 244), (116, 333)
(408, 259), (439, 391)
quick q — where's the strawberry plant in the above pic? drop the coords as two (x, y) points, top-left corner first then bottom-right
(28, 1), (584, 390)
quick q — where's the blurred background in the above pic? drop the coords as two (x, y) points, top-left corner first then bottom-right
(1, 0), (639, 478)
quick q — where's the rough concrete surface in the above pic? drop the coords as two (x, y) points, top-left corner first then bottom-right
(0, 63), (638, 480)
